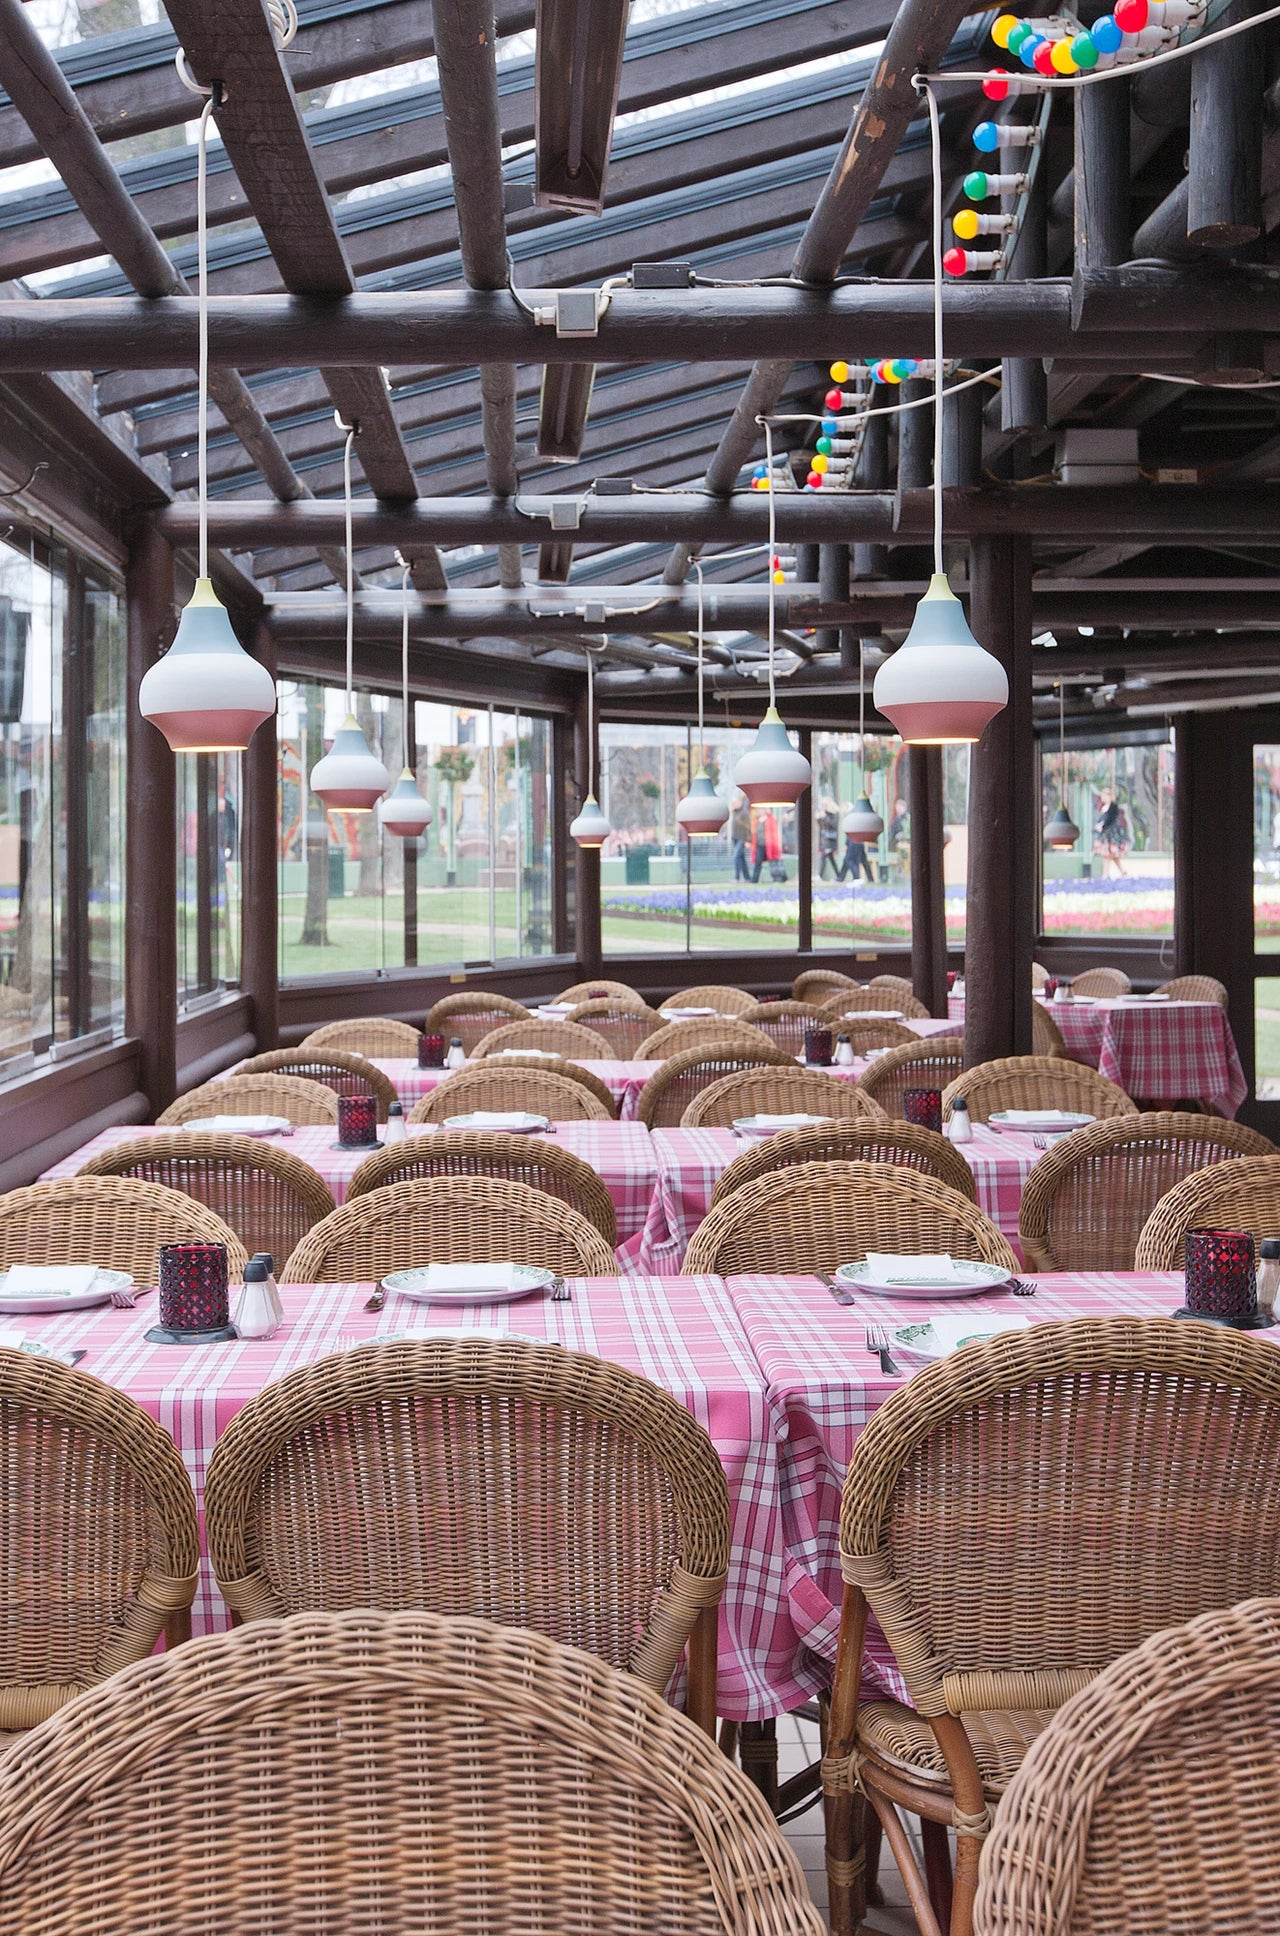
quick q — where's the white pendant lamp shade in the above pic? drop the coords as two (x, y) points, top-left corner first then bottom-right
(139, 577), (276, 753)
(309, 712), (389, 811)
(1044, 804), (1080, 851)
(570, 792), (610, 849)
(843, 794), (884, 841)
(676, 768), (730, 835)
(377, 767), (433, 837)
(873, 575), (1009, 745)
(734, 707), (812, 805)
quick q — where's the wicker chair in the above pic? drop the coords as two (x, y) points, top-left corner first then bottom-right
(819, 985), (932, 1021)
(792, 969), (858, 1004)
(408, 1063), (613, 1124)
(1030, 1002), (1066, 1058)
(1031, 961), (1050, 990)
(747, 1000), (830, 1056)
(825, 1318), (1280, 1936)
(665, 983), (759, 1017)
(1154, 973), (1229, 1007)
(1135, 1152), (1280, 1268)
(1069, 966), (1131, 998)
(856, 1037), (966, 1120)
(556, 978), (645, 1005)
(0, 1609), (825, 1936)
(205, 1336), (729, 1730)
(974, 1596), (1280, 1936)
(473, 1017), (612, 1060)
(236, 1048), (399, 1121)
(281, 1174), (618, 1281)
(637, 1017), (769, 1061)
(683, 1160), (1016, 1277)
(868, 974), (920, 1003)
(301, 1017), (423, 1058)
(637, 1042), (795, 1130)
(0, 1177), (248, 1281)
(157, 1073), (339, 1128)
(0, 1349), (197, 1737)
(79, 1132), (337, 1268)
(1019, 1112), (1277, 1272)
(681, 1065), (887, 1130)
(942, 1056), (1137, 1127)
(446, 1052), (618, 1116)
(423, 991), (530, 1054)
(347, 1131), (618, 1244)
(709, 1121), (978, 1208)
(565, 998), (663, 1058)
(834, 1019), (921, 1054)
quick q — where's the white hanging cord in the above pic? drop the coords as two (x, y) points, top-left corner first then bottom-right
(585, 635), (606, 798)
(1059, 677), (1068, 786)
(918, 76), (946, 577)
(397, 552), (412, 765)
(196, 93), (216, 582)
(338, 415), (357, 708)
(758, 416), (779, 708)
(692, 558), (706, 761)
(924, 0), (1280, 85)
(858, 634), (868, 788)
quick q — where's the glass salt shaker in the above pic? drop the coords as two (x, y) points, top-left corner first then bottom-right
(234, 1257), (282, 1340)
(1257, 1239), (1280, 1320)
(833, 1033), (855, 1067)
(383, 1100), (406, 1145)
(947, 1096), (973, 1144)
(445, 1036), (466, 1070)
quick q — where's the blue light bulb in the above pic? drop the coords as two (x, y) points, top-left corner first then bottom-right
(973, 121), (1001, 152)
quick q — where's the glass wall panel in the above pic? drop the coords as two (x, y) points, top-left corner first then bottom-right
(1039, 729), (1174, 940)
(1254, 743), (1280, 1098)
(176, 752), (240, 1004)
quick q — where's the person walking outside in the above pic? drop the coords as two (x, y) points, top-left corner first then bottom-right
(817, 798), (841, 879)
(730, 792), (752, 881)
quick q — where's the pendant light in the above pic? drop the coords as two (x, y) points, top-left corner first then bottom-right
(873, 82), (1008, 746)
(844, 636), (886, 841)
(308, 419), (390, 812)
(570, 640), (610, 848)
(377, 557), (434, 837)
(139, 92), (275, 753)
(676, 562), (731, 835)
(1044, 677), (1080, 849)
(732, 420), (812, 806)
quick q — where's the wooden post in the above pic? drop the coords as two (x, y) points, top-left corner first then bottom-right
(853, 413), (888, 578)
(573, 679), (602, 976)
(1187, 0), (1264, 247)
(964, 535), (1035, 1066)
(909, 746), (948, 1017)
(816, 543), (850, 655)
(125, 521), (178, 1114)
(1002, 138), (1048, 434)
(1074, 74), (1131, 269)
(240, 616), (279, 1052)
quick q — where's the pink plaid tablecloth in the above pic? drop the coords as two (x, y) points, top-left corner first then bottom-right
(373, 1057), (656, 1118)
(14, 1275), (795, 1721)
(39, 1121), (662, 1267)
(631, 1122), (1045, 1273)
(723, 1269), (1195, 1704)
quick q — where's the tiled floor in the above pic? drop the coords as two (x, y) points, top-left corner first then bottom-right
(778, 1710), (921, 1934)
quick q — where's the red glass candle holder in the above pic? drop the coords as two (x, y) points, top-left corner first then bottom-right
(804, 1025), (833, 1066)
(146, 1242), (236, 1344)
(418, 1031), (446, 1069)
(1043, 976), (1059, 998)
(904, 1088), (943, 1135)
(336, 1094), (380, 1149)
(1176, 1228), (1271, 1329)
(947, 971), (958, 991)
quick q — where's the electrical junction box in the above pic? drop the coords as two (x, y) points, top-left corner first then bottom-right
(1056, 427), (1141, 485)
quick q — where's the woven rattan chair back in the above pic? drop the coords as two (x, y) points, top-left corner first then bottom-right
(1031, 960), (1049, 989)
(280, 1174), (618, 1281)
(637, 1041), (795, 1129)
(835, 1018), (920, 1054)
(1068, 966), (1131, 998)
(347, 1131), (617, 1244)
(236, 1048), (398, 1120)
(792, 968), (857, 1004)
(665, 983), (759, 1017)
(1135, 1151), (1280, 1268)
(637, 1016), (768, 1061)
(423, 991), (530, 1054)
(0, 1177), (248, 1281)
(301, 1017), (423, 1058)
(681, 1065), (887, 1130)
(819, 985), (932, 1021)
(473, 1017), (612, 1059)
(709, 1121), (978, 1207)
(943, 1055), (1137, 1126)
(79, 1133), (337, 1268)
(443, 1052), (617, 1115)
(1031, 1001), (1066, 1058)
(974, 1596), (1280, 1936)
(564, 998), (662, 1058)
(868, 974), (919, 1003)
(556, 978), (645, 1004)
(1020, 1113), (1277, 1272)
(746, 1000), (829, 1055)
(407, 1063), (613, 1124)
(855, 1036), (966, 1119)
(1154, 973), (1229, 1007)
(158, 1073), (339, 1128)
(0, 1349), (197, 1735)
(683, 1159), (1015, 1276)
(0, 1609), (825, 1936)
(206, 1337), (729, 1721)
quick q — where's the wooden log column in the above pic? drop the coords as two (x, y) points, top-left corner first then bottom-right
(1074, 71), (1131, 269)
(1188, 0), (1264, 248)
(909, 746), (948, 1017)
(240, 616), (279, 1053)
(124, 520), (178, 1115)
(573, 676), (603, 978)
(964, 535), (1035, 1065)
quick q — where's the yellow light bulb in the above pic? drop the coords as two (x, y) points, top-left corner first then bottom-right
(1050, 35), (1078, 70)
(772, 569), (787, 585)
(992, 11), (1019, 45)
(829, 360), (850, 383)
(812, 452), (828, 474)
(953, 208), (980, 241)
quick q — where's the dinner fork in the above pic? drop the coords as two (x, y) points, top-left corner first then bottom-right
(109, 1288), (138, 1309)
(864, 1324), (902, 1377)
(548, 1276), (571, 1301)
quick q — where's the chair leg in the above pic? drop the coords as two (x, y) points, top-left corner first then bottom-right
(823, 1781), (864, 1936)
(867, 1792), (944, 1936)
(922, 1816), (954, 1929)
(863, 1798), (884, 1907)
(738, 1718), (779, 1811)
(949, 1824), (985, 1936)
(718, 1719), (739, 1760)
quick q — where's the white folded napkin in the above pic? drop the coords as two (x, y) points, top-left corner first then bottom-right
(925, 1314), (1030, 1355)
(841, 1008), (901, 1020)
(494, 1048), (558, 1060)
(182, 1114), (278, 1133)
(739, 1112), (828, 1131)
(997, 1109), (1085, 1125)
(864, 1252), (974, 1286)
(421, 1263), (519, 1295)
(2, 1265), (100, 1296)
(452, 1111), (547, 1130)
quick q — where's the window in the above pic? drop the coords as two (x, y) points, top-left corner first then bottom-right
(176, 752), (241, 1006)
(277, 680), (556, 981)
(1039, 728), (1175, 940)
(0, 529), (126, 1076)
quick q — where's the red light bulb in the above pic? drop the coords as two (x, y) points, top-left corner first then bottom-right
(983, 67), (1011, 98)
(1114, 0), (1148, 27)
(942, 247), (969, 277)
(824, 387), (844, 412)
(805, 471), (823, 489)
(1032, 38), (1057, 72)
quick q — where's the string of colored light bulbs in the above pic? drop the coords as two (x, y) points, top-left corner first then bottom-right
(930, 0), (1280, 87)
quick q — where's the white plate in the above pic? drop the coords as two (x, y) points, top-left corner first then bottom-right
(0, 1268), (132, 1315)
(838, 1008), (902, 1021)
(1115, 993), (1170, 1004)
(180, 1115), (292, 1136)
(492, 1048), (560, 1060)
(835, 1259), (1013, 1299)
(381, 1265), (554, 1306)
(660, 1006), (719, 1019)
(988, 1111), (1094, 1135)
(889, 1314), (1030, 1363)
(732, 1113), (832, 1138)
(441, 1112), (549, 1133)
